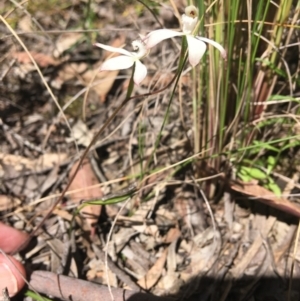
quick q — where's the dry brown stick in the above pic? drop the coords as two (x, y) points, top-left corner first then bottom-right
(29, 271), (173, 301)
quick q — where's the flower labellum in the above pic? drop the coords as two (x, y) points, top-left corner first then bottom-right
(144, 5), (226, 67)
(95, 40), (149, 85)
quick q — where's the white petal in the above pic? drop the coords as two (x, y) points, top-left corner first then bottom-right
(144, 29), (184, 49)
(186, 35), (207, 67)
(94, 42), (132, 57)
(197, 37), (227, 59)
(100, 56), (134, 71)
(133, 60), (147, 85)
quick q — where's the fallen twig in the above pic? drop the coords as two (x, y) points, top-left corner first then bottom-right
(29, 271), (173, 301)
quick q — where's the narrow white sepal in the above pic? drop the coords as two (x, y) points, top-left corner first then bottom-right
(95, 43), (132, 57)
(197, 37), (227, 59)
(145, 29), (184, 49)
(100, 56), (134, 71)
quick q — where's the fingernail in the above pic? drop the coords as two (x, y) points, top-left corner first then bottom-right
(0, 262), (18, 297)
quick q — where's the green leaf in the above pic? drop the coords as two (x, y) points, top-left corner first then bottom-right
(267, 156), (276, 173)
(266, 182), (281, 197)
(239, 173), (252, 182)
(240, 166), (267, 180)
(267, 95), (300, 103)
(252, 140), (279, 153)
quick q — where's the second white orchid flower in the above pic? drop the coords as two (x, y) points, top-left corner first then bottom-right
(95, 40), (149, 85)
(144, 5), (226, 67)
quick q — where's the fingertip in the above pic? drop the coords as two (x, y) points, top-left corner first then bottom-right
(0, 254), (26, 297)
(0, 222), (29, 254)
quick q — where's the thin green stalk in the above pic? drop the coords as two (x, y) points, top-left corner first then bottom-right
(24, 290), (53, 301)
(144, 44), (188, 173)
(194, 0), (206, 157)
(70, 65), (137, 230)
(138, 121), (146, 180)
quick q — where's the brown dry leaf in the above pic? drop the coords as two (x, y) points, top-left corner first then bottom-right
(0, 153), (67, 176)
(1, 154), (66, 200)
(81, 69), (119, 103)
(137, 248), (168, 290)
(81, 35), (126, 102)
(107, 228), (137, 261)
(12, 51), (60, 67)
(53, 208), (76, 222)
(0, 195), (21, 212)
(231, 216), (276, 279)
(68, 159), (102, 233)
(72, 119), (93, 147)
(273, 223), (296, 263)
(87, 258), (118, 287)
(37, 153), (68, 168)
(51, 62), (88, 89)
(130, 199), (157, 222)
(164, 227), (181, 244)
(53, 33), (83, 58)
(58, 62), (87, 81)
(230, 180), (300, 218)
(47, 238), (78, 277)
(180, 228), (221, 282)
(121, 246), (148, 277)
(154, 239), (182, 295)
(18, 15), (33, 32)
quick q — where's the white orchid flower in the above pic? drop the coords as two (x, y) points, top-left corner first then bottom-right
(95, 40), (149, 85)
(144, 5), (226, 67)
